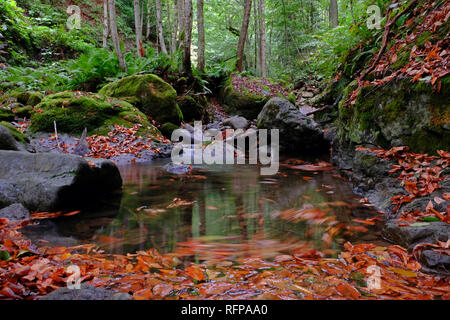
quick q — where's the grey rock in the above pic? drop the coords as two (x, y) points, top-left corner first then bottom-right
(39, 284), (131, 300)
(257, 97), (329, 155)
(0, 151), (122, 211)
(0, 203), (29, 221)
(0, 125), (21, 151)
(163, 162), (191, 175)
(382, 220), (450, 250)
(223, 116), (249, 130)
(73, 128), (90, 156)
(418, 250), (450, 275)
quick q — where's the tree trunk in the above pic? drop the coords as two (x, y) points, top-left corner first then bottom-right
(253, 0), (258, 74)
(134, 0), (143, 57)
(182, 0), (193, 76)
(146, 0), (151, 38)
(197, 0), (205, 72)
(156, 0), (168, 54)
(108, 0), (127, 72)
(103, 0), (109, 48)
(236, 0), (252, 73)
(329, 0), (338, 28)
(309, 0), (314, 31)
(258, 0), (266, 77)
(167, 0), (175, 54)
(172, 0), (178, 53)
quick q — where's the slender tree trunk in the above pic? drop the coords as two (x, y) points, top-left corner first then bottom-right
(236, 0), (252, 73)
(146, 0), (151, 38)
(309, 0), (314, 31)
(103, 0), (109, 48)
(329, 0), (338, 28)
(156, 0), (168, 54)
(182, 0), (193, 76)
(134, 0), (143, 57)
(108, 0), (127, 72)
(167, 0), (175, 54)
(178, 0), (185, 43)
(172, 0), (178, 53)
(253, 0), (258, 74)
(258, 0), (266, 77)
(197, 0), (205, 72)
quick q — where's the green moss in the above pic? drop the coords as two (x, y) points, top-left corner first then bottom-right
(337, 77), (449, 154)
(160, 122), (179, 138)
(30, 91), (161, 137)
(219, 77), (270, 119)
(0, 121), (28, 144)
(13, 106), (33, 118)
(99, 74), (183, 125)
(0, 91), (43, 106)
(0, 107), (14, 122)
(177, 95), (205, 122)
(391, 47), (411, 70)
(287, 92), (296, 104)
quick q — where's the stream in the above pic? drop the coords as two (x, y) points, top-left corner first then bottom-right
(23, 158), (389, 262)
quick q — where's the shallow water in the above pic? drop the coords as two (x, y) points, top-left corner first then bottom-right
(24, 159), (387, 261)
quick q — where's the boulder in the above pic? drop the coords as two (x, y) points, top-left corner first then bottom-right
(0, 124), (22, 151)
(336, 76), (450, 154)
(30, 91), (160, 137)
(177, 95), (205, 122)
(160, 122), (179, 139)
(0, 151), (122, 211)
(257, 97), (329, 155)
(99, 74), (183, 125)
(0, 203), (30, 221)
(39, 284), (131, 300)
(223, 116), (249, 130)
(382, 220), (450, 250)
(219, 77), (270, 120)
(1, 91), (44, 107)
(164, 162), (191, 175)
(0, 107), (14, 122)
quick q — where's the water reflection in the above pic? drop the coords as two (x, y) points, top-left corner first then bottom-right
(25, 160), (383, 260)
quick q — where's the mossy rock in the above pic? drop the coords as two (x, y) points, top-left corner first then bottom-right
(219, 77), (270, 120)
(0, 107), (14, 122)
(13, 105), (33, 118)
(287, 92), (297, 104)
(336, 76), (450, 154)
(99, 74), (183, 125)
(177, 95), (205, 122)
(0, 91), (44, 107)
(30, 91), (162, 137)
(160, 122), (179, 139)
(0, 121), (28, 145)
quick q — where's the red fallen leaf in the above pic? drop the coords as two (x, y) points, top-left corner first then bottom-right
(186, 266), (205, 281)
(0, 286), (23, 299)
(352, 218), (376, 226)
(96, 235), (122, 244)
(153, 283), (174, 297)
(133, 288), (153, 300)
(336, 282), (361, 299)
(63, 211), (80, 217)
(404, 181), (418, 195)
(289, 162), (334, 172)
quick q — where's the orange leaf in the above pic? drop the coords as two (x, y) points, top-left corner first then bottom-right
(186, 266), (205, 281)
